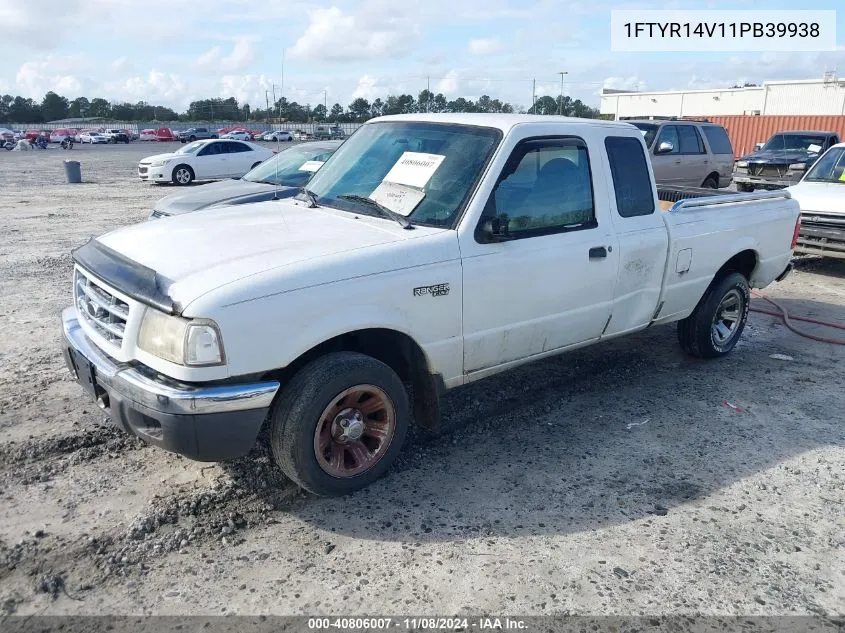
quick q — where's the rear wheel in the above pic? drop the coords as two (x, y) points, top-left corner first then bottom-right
(678, 272), (750, 358)
(270, 352), (409, 496)
(702, 175), (718, 189)
(171, 164), (194, 185)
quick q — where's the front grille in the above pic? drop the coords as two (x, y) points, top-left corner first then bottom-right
(801, 212), (845, 230)
(748, 164), (786, 178)
(74, 269), (129, 347)
(138, 166), (148, 174)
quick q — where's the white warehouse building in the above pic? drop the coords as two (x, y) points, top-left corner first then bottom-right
(601, 76), (845, 120)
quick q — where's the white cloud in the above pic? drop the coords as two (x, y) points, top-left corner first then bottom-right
(194, 38), (257, 73)
(221, 38), (258, 72)
(436, 70), (460, 95)
(104, 71), (189, 107)
(111, 57), (131, 73)
(15, 57), (90, 98)
(468, 38), (500, 56)
(218, 74), (273, 108)
(351, 75), (384, 100)
(290, 5), (414, 62)
(194, 47), (222, 72)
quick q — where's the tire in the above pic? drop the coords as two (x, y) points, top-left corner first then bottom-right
(171, 164), (194, 185)
(189, 135), (196, 142)
(736, 183), (753, 193)
(701, 175), (718, 189)
(677, 272), (750, 358)
(269, 351), (410, 496)
(212, 135), (218, 139)
(124, 138), (130, 144)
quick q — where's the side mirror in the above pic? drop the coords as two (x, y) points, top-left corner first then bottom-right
(477, 215), (513, 243)
(656, 141), (674, 154)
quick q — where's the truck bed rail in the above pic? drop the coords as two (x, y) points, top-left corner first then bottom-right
(668, 189), (792, 213)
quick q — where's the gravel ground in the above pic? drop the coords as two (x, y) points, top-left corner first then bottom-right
(0, 143), (843, 618)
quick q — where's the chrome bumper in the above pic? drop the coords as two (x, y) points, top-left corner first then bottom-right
(62, 307), (279, 416)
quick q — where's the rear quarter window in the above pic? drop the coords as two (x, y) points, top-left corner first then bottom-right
(604, 136), (655, 218)
(701, 126), (733, 155)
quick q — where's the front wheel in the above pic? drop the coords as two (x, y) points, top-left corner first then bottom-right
(171, 164), (194, 185)
(677, 272), (750, 358)
(270, 352), (410, 496)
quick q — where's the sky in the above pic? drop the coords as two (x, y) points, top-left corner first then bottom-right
(0, 0), (842, 112)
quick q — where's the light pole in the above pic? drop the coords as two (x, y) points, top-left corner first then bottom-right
(558, 71), (568, 116)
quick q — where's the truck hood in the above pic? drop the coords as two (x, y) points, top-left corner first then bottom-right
(96, 199), (447, 310)
(152, 179), (294, 215)
(787, 181), (845, 215)
(740, 149), (819, 165)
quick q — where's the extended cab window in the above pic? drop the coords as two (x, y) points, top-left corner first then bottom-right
(605, 136), (655, 218)
(484, 138), (596, 238)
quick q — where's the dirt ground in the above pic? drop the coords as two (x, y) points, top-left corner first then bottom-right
(0, 143), (843, 618)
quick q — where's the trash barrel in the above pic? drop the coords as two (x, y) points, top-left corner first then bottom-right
(64, 160), (82, 184)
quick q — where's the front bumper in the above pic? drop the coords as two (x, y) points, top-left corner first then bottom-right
(733, 173), (800, 189)
(138, 165), (171, 182)
(61, 307), (279, 461)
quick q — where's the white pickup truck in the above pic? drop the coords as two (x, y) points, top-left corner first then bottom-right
(61, 114), (800, 496)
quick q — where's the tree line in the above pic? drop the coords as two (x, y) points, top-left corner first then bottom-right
(1, 89), (599, 125)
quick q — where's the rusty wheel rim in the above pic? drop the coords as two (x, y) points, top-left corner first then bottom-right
(313, 384), (396, 478)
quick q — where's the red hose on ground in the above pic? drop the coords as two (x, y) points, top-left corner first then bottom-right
(750, 291), (845, 345)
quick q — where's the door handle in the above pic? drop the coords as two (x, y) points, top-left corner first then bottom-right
(589, 246), (608, 259)
(674, 160), (682, 164)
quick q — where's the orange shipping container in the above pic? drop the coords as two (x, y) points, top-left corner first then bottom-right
(682, 115), (845, 158)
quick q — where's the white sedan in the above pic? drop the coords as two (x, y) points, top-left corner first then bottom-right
(221, 130), (251, 141)
(79, 132), (109, 144)
(138, 139), (275, 185)
(265, 130), (293, 142)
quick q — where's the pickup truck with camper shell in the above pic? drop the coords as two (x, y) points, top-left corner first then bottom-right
(61, 114), (800, 496)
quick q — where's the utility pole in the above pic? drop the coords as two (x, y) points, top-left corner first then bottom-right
(265, 90), (270, 121)
(280, 48), (285, 119)
(426, 75), (431, 112)
(557, 71), (568, 116)
(324, 90), (327, 113)
(531, 78), (535, 114)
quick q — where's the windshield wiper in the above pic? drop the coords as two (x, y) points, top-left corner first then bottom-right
(295, 187), (319, 207)
(337, 194), (414, 230)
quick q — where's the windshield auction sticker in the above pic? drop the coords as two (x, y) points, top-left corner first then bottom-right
(298, 160), (324, 172)
(383, 152), (446, 188)
(610, 10), (835, 51)
(369, 182), (425, 216)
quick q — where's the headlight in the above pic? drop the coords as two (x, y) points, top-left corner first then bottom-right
(150, 158), (173, 167)
(137, 309), (224, 366)
(788, 163), (806, 171)
(735, 161), (748, 168)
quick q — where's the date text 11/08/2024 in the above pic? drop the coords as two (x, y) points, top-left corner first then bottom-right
(307, 617), (528, 630)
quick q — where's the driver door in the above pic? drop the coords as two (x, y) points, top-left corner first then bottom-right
(196, 142), (227, 178)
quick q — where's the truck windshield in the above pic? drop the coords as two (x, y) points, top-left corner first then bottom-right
(242, 144), (337, 186)
(762, 134), (826, 152)
(304, 121), (502, 227)
(629, 123), (658, 147)
(804, 147), (845, 183)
